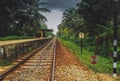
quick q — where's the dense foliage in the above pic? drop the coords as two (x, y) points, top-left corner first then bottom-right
(0, 0), (50, 37)
(57, 0), (120, 58)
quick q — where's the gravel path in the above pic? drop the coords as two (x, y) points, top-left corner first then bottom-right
(55, 39), (116, 81)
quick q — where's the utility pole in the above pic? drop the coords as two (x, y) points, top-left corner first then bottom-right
(79, 32), (84, 53)
(113, 0), (118, 77)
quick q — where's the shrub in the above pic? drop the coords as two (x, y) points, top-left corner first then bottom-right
(20, 35), (32, 39)
(0, 36), (20, 41)
(0, 36), (32, 41)
(0, 60), (12, 66)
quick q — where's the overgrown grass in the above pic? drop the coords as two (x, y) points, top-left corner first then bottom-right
(59, 38), (120, 74)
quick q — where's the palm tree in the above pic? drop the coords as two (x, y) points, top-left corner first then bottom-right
(0, 0), (50, 37)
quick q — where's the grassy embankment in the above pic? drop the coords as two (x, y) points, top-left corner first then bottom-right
(59, 38), (120, 74)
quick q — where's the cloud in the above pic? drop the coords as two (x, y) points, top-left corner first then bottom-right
(41, 0), (80, 35)
(44, 0), (80, 11)
(43, 10), (63, 34)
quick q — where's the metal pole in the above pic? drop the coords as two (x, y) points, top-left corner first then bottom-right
(113, 0), (118, 77)
(81, 38), (82, 52)
(95, 36), (98, 55)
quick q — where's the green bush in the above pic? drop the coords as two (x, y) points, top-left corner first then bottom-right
(0, 60), (12, 66)
(73, 38), (81, 45)
(19, 35), (32, 39)
(0, 36), (20, 41)
(0, 36), (32, 41)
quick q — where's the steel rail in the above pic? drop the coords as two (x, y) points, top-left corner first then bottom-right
(51, 39), (56, 81)
(0, 39), (52, 81)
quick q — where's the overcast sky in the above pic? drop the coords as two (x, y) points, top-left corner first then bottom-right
(43, 0), (80, 34)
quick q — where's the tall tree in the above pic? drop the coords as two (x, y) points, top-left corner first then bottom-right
(0, 0), (50, 37)
(76, 0), (120, 56)
(77, 0), (120, 37)
(59, 8), (84, 38)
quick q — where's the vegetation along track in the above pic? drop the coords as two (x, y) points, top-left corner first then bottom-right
(0, 38), (56, 81)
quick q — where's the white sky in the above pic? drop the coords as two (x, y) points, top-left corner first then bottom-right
(43, 10), (63, 35)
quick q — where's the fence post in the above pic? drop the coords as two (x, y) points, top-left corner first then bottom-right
(0, 46), (5, 60)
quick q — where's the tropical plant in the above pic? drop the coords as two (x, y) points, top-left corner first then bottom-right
(0, 0), (50, 37)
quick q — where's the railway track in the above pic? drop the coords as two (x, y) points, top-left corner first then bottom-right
(0, 38), (56, 81)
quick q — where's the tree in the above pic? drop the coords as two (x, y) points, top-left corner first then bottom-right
(77, 0), (120, 37)
(58, 8), (84, 39)
(76, 0), (120, 56)
(0, 0), (50, 37)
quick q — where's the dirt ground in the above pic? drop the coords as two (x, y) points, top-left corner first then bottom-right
(55, 39), (118, 81)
